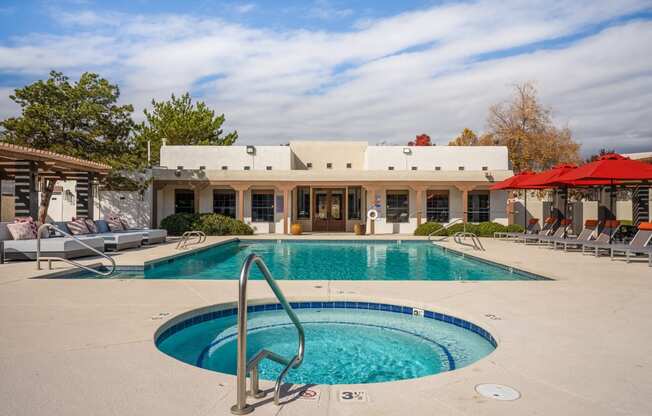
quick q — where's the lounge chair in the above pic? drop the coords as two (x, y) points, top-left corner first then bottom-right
(580, 220), (621, 257)
(552, 220), (599, 251)
(0, 221), (105, 261)
(52, 222), (142, 252)
(94, 220), (167, 245)
(495, 218), (540, 239)
(520, 218), (561, 245)
(536, 219), (573, 245)
(609, 222), (652, 266)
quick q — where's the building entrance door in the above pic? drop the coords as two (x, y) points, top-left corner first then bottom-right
(312, 188), (346, 232)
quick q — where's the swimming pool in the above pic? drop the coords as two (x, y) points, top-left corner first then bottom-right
(156, 301), (496, 384)
(65, 240), (544, 280)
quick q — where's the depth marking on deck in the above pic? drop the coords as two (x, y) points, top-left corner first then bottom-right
(338, 390), (368, 403)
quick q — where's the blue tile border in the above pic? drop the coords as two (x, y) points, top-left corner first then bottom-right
(156, 301), (497, 349)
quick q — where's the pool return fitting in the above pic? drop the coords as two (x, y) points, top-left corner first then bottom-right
(231, 253), (305, 415)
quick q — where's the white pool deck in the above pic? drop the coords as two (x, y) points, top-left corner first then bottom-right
(0, 235), (651, 416)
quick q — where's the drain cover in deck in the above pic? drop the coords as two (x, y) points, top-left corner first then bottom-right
(475, 384), (520, 401)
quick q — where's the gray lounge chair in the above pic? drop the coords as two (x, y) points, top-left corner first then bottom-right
(553, 220), (599, 251)
(536, 220), (573, 245)
(495, 218), (540, 239)
(0, 221), (105, 261)
(94, 220), (167, 245)
(521, 218), (562, 245)
(580, 220), (621, 257)
(609, 223), (652, 266)
(52, 222), (142, 252)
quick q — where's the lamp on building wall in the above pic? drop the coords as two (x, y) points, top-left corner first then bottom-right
(175, 166), (183, 177)
(246, 145), (256, 155)
(402, 147), (412, 154)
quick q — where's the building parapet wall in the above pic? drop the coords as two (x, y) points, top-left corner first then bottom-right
(160, 145), (292, 171)
(364, 146), (509, 171)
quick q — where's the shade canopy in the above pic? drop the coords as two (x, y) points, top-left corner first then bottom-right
(518, 164), (577, 188)
(490, 170), (538, 190)
(556, 153), (652, 183)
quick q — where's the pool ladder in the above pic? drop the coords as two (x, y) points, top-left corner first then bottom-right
(175, 230), (206, 249)
(231, 253), (305, 415)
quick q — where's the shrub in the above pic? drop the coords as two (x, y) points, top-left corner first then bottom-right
(476, 221), (507, 237)
(160, 213), (199, 236)
(414, 222), (444, 236)
(192, 213), (253, 236)
(445, 222), (478, 236)
(506, 224), (525, 233)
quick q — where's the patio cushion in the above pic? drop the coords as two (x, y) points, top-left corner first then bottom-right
(106, 218), (124, 232)
(3, 235), (105, 259)
(84, 219), (98, 233)
(6, 222), (34, 240)
(638, 222), (652, 231)
(95, 220), (110, 234)
(67, 219), (90, 235)
(14, 217), (38, 238)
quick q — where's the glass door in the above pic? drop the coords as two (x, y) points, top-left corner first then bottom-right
(312, 188), (346, 232)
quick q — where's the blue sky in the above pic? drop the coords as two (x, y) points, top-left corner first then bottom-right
(1, 0), (651, 155)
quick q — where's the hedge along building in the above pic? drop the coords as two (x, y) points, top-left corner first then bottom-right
(150, 141), (513, 234)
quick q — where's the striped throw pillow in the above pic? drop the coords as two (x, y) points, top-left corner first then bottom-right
(7, 222), (36, 240)
(84, 219), (98, 234)
(106, 218), (124, 232)
(67, 219), (90, 235)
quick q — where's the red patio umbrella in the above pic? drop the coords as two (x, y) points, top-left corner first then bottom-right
(554, 153), (652, 220)
(490, 170), (540, 228)
(519, 164), (579, 220)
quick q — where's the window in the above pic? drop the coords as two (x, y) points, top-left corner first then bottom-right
(174, 189), (194, 214)
(435, 166), (441, 171)
(252, 191), (274, 222)
(326, 162), (332, 169)
(213, 189), (236, 218)
(296, 187), (310, 219)
(221, 166), (228, 170)
(482, 166), (488, 171)
(306, 162), (313, 169)
(244, 166), (250, 170)
(426, 190), (449, 222)
(346, 163), (352, 169)
(266, 166), (272, 171)
(347, 187), (361, 220)
(411, 166), (418, 170)
(386, 190), (409, 223)
(468, 191), (490, 222)
(458, 166), (465, 171)
(388, 166), (394, 170)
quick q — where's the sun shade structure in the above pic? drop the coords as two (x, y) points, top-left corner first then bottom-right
(554, 153), (652, 182)
(0, 142), (111, 220)
(490, 170), (538, 190)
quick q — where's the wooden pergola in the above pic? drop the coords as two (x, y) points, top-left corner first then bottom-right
(0, 142), (111, 220)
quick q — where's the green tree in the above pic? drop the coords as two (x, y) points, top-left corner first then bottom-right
(134, 93), (238, 166)
(0, 71), (136, 222)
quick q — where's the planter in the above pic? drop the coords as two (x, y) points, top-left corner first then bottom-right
(291, 223), (303, 235)
(354, 223), (366, 235)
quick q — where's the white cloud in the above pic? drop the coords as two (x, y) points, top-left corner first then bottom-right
(307, 0), (353, 20)
(232, 3), (256, 14)
(0, 0), (651, 155)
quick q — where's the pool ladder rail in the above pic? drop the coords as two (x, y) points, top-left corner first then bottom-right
(427, 219), (485, 251)
(231, 253), (305, 415)
(175, 230), (206, 249)
(36, 223), (116, 277)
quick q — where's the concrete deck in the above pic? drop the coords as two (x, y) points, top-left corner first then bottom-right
(0, 236), (650, 416)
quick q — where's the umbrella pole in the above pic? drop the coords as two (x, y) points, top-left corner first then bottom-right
(523, 190), (528, 229)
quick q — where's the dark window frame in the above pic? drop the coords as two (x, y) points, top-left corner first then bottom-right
(174, 189), (195, 214)
(347, 186), (362, 220)
(213, 189), (236, 218)
(426, 190), (449, 223)
(296, 186), (311, 219)
(386, 190), (409, 223)
(251, 190), (275, 222)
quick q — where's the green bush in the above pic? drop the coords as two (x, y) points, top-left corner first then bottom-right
(506, 224), (525, 233)
(193, 213), (253, 236)
(414, 222), (444, 236)
(476, 221), (507, 237)
(160, 213), (199, 236)
(159, 213), (253, 236)
(445, 223), (478, 236)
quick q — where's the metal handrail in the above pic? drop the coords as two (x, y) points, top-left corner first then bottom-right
(175, 230), (206, 249)
(36, 223), (116, 276)
(231, 253), (305, 415)
(428, 218), (465, 242)
(453, 231), (485, 251)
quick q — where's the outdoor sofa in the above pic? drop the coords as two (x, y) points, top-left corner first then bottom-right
(0, 221), (105, 261)
(52, 221), (143, 252)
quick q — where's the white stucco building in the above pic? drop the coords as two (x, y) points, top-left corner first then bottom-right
(151, 141), (513, 234)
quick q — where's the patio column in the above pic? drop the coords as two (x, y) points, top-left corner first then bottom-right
(277, 184), (294, 235)
(364, 185), (378, 235)
(411, 185), (428, 226)
(455, 184), (474, 224)
(231, 184), (249, 222)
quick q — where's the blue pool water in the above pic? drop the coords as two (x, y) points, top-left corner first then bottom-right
(70, 240), (542, 280)
(156, 303), (496, 384)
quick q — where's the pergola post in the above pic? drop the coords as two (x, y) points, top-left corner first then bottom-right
(28, 162), (38, 220)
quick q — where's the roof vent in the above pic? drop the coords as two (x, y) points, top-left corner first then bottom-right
(221, 166), (228, 170)
(388, 166), (394, 171)
(243, 166), (250, 171)
(411, 166), (418, 171)
(306, 162), (312, 169)
(435, 166), (441, 171)
(482, 166), (488, 171)
(346, 163), (352, 168)
(458, 166), (465, 171)
(326, 162), (332, 169)
(266, 166), (272, 171)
